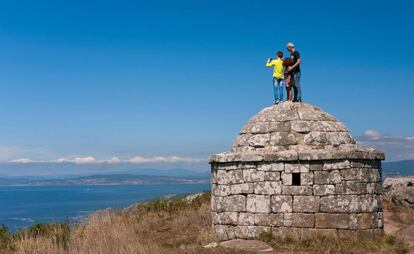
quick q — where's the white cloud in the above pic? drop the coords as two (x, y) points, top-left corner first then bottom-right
(363, 129), (382, 139)
(5, 151), (205, 165)
(8, 158), (35, 163)
(103, 157), (121, 164)
(56, 156), (98, 164)
(55, 156), (123, 164)
(128, 155), (205, 164)
(357, 131), (414, 161)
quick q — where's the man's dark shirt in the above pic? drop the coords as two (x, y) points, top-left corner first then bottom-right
(290, 50), (301, 73)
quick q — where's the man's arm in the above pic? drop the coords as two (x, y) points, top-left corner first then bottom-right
(289, 58), (301, 70)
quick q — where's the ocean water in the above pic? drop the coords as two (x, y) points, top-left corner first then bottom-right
(0, 183), (210, 232)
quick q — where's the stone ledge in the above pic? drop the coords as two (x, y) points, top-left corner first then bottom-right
(209, 149), (385, 163)
(213, 226), (384, 240)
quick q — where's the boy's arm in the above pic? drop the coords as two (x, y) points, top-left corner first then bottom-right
(265, 58), (273, 67)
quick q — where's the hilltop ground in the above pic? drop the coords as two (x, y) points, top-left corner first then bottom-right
(0, 192), (412, 254)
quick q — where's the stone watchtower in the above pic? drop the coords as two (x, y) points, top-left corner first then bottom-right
(209, 103), (384, 240)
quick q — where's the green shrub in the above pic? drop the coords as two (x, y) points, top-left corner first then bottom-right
(0, 224), (11, 251)
(137, 191), (211, 213)
(20, 221), (71, 250)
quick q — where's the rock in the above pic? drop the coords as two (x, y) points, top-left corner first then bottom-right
(301, 172), (314, 185)
(271, 195), (293, 213)
(238, 213), (255, 226)
(254, 181), (282, 195)
(269, 132), (297, 146)
(320, 194), (381, 213)
(349, 213), (378, 229)
(282, 186), (313, 195)
(263, 171), (281, 181)
(212, 195), (246, 212)
(285, 163), (310, 173)
(212, 184), (231, 196)
(314, 170), (341, 184)
(230, 103), (367, 154)
(291, 213), (315, 228)
(281, 172), (292, 185)
(323, 160), (351, 170)
(203, 242), (218, 248)
(213, 225), (235, 240)
(230, 183), (254, 194)
(246, 194), (271, 213)
(315, 213), (349, 229)
(257, 163), (284, 171)
(313, 184), (335, 195)
(320, 195), (360, 213)
(184, 193), (204, 203)
(248, 134), (270, 147)
(220, 239), (273, 253)
(255, 213), (283, 226)
(293, 196), (319, 212)
(216, 170), (244, 185)
(304, 131), (329, 146)
(234, 226), (270, 239)
(213, 212), (238, 225)
(383, 177), (414, 208)
(336, 181), (368, 194)
(244, 168), (265, 182)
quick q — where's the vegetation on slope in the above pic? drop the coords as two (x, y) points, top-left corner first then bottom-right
(0, 192), (409, 254)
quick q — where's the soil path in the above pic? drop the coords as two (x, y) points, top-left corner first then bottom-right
(384, 207), (414, 254)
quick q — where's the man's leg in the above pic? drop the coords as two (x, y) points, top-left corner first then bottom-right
(273, 78), (278, 103)
(294, 72), (302, 101)
(292, 84), (298, 101)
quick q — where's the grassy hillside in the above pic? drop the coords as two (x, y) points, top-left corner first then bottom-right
(0, 193), (409, 254)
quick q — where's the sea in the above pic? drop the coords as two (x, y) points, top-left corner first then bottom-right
(0, 183), (210, 232)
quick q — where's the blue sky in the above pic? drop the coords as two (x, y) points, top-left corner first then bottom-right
(0, 0), (413, 167)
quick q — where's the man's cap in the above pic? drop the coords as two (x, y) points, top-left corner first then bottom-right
(286, 42), (295, 48)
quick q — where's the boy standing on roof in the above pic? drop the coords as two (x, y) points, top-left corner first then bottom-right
(266, 51), (285, 104)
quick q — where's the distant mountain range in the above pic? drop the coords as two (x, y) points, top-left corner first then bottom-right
(0, 160), (411, 186)
(0, 162), (210, 179)
(0, 174), (209, 186)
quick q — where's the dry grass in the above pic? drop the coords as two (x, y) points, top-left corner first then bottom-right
(260, 231), (407, 254)
(4, 193), (245, 254)
(0, 193), (410, 254)
(384, 198), (414, 225)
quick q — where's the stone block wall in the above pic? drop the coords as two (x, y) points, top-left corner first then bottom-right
(211, 159), (383, 240)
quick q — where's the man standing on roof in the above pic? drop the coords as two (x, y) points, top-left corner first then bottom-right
(286, 42), (302, 102)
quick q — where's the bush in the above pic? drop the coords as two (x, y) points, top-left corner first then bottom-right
(19, 222), (71, 250)
(136, 191), (211, 213)
(0, 224), (11, 251)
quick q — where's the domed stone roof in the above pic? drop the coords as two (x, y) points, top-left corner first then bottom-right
(232, 102), (355, 152)
(209, 102), (384, 163)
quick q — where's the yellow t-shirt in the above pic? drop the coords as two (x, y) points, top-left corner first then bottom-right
(266, 59), (284, 79)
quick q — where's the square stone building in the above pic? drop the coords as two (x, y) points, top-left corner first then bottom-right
(209, 103), (384, 240)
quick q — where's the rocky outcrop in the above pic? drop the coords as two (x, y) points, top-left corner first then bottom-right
(383, 177), (414, 208)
